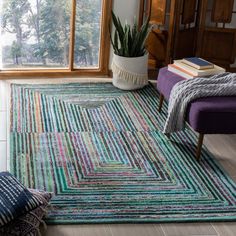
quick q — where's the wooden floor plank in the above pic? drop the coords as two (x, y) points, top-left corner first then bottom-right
(205, 134), (236, 177)
(0, 142), (7, 171)
(212, 222), (236, 236)
(43, 225), (112, 236)
(161, 223), (218, 236)
(0, 80), (7, 111)
(0, 111), (7, 141)
(109, 224), (165, 236)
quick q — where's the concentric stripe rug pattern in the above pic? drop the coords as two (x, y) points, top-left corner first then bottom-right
(10, 83), (236, 223)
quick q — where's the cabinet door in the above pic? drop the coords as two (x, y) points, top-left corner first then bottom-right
(139, 0), (199, 67)
(196, 0), (236, 70)
(139, 0), (173, 68)
(172, 0), (199, 60)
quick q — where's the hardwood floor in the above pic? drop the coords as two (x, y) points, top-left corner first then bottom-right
(0, 80), (8, 172)
(1, 79), (236, 236)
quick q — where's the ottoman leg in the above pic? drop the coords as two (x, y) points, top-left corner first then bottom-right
(196, 133), (204, 161)
(159, 94), (164, 112)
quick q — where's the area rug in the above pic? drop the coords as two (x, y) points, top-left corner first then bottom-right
(10, 83), (236, 223)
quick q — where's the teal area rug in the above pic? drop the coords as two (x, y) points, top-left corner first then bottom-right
(10, 83), (236, 223)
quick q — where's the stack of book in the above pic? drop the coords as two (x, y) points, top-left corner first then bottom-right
(168, 57), (226, 79)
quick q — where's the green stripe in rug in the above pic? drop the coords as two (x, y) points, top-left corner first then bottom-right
(10, 82), (236, 223)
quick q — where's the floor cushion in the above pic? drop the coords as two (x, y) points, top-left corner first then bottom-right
(0, 172), (44, 227)
(0, 189), (52, 236)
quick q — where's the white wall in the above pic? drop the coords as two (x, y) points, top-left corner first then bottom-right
(109, 0), (140, 67)
(113, 0), (140, 24)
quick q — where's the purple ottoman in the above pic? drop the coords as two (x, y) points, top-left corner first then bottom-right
(157, 67), (236, 160)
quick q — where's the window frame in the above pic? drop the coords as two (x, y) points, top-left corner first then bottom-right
(0, 0), (112, 78)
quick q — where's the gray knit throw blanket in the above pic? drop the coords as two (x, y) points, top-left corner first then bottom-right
(163, 72), (236, 134)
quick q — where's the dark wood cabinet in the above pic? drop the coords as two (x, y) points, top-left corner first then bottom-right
(197, 0), (236, 71)
(140, 0), (236, 76)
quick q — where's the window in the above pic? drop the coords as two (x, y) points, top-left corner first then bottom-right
(74, 0), (102, 68)
(0, 0), (111, 76)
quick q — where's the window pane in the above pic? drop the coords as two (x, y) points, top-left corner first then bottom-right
(0, 0), (71, 69)
(74, 0), (102, 68)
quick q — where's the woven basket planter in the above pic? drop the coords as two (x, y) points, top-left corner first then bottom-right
(112, 53), (149, 90)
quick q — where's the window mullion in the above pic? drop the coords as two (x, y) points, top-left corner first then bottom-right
(69, 0), (77, 71)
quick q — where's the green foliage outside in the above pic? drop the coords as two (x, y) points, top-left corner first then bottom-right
(1, 0), (102, 68)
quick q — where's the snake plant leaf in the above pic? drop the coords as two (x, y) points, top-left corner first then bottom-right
(111, 11), (150, 57)
(111, 11), (124, 44)
(114, 29), (119, 52)
(109, 28), (116, 53)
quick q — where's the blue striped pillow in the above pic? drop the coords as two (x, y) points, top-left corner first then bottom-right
(0, 172), (43, 227)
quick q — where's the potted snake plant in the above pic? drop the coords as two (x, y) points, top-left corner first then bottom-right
(110, 11), (150, 90)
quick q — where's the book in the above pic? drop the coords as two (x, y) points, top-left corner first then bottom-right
(168, 64), (196, 79)
(182, 57), (214, 70)
(173, 60), (226, 76)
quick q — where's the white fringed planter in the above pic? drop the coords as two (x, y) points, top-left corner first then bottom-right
(112, 53), (149, 90)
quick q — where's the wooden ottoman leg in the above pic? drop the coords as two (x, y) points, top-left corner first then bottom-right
(196, 133), (204, 161)
(159, 94), (164, 112)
